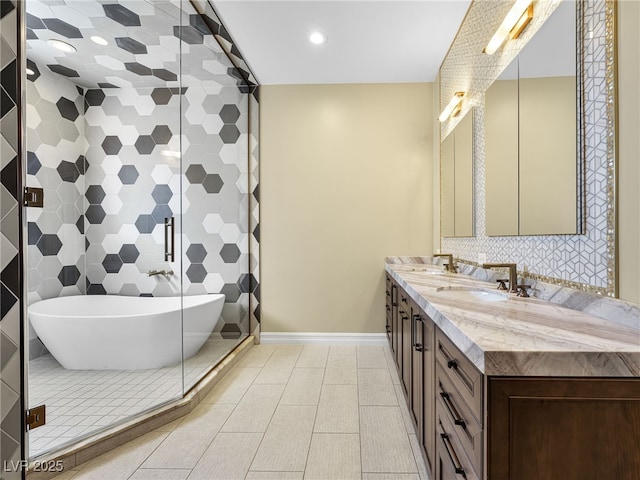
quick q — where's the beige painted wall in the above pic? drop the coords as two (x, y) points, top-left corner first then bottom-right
(261, 83), (433, 333)
(618, 0), (640, 304)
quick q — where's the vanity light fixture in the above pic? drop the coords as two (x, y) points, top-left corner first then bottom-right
(309, 31), (327, 45)
(47, 39), (77, 54)
(438, 92), (465, 122)
(90, 36), (108, 46)
(484, 0), (534, 55)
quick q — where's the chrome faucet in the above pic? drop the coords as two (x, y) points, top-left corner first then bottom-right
(482, 263), (518, 293)
(148, 269), (174, 277)
(434, 253), (458, 273)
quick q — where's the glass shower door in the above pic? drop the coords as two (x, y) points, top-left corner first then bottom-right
(178, 0), (251, 392)
(25, 0), (186, 458)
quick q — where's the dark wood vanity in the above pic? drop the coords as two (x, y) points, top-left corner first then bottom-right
(385, 271), (640, 480)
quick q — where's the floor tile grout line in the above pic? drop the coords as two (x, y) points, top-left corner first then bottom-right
(246, 345), (298, 475)
(300, 345), (327, 479)
(241, 431), (267, 480)
(67, 345), (423, 480)
(173, 349), (274, 476)
(217, 346), (274, 433)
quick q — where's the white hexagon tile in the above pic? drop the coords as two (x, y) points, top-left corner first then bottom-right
(25, 0), (261, 357)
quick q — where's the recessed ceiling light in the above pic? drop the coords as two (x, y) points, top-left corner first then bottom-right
(91, 36), (108, 46)
(309, 31), (327, 45)
(26, 68), (35, 76)
(47, 39), (77, 53)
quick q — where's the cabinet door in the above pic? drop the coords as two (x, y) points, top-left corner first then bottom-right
(385, 277), (392, 343)
(488, 377), (640, 480)
(400, 303), (412, 397)
(391, 283), (399, 365)
(410, 310), (423, 440)
(422, 312), (435, 475)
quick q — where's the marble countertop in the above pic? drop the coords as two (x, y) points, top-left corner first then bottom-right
(385, 258), (640, 377)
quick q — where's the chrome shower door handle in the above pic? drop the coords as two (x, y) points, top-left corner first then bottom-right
(164, 217), (175, 261)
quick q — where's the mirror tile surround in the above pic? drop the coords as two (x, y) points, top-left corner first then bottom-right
(440, 0), (617, 296)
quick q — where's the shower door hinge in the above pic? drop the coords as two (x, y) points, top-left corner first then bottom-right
(24, 187), (44, 207)
(26, 405), (46, 430)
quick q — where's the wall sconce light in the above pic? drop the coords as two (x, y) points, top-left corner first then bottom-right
(484, 0), (534, 55)
(438, 92), (465, 122)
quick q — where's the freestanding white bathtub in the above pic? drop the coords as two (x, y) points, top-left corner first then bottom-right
(28, 294), (225, 370)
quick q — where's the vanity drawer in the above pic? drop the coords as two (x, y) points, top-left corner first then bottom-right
(436, 363), (482, 474)
(436, 401), (480, 480)
(435, 328), (483, 423)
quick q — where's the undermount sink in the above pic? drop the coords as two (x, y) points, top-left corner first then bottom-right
(436, 287), (508, 302)
(406, 268), (447, 274)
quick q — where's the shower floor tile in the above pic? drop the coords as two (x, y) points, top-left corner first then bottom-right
(28, 336), (245, 458)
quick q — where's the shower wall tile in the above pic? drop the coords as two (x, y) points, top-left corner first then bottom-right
(26, 68), (86, 306)
(0, 0), (260, 470)
(248, 88), (260, 333)
(191, 0), (259, 88)
(24, 0), (250, 91)
(1, 0), (24, 477)
(84, 85), (250, 332)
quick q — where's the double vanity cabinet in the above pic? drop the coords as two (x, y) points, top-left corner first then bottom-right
(385, 262), (640, 480)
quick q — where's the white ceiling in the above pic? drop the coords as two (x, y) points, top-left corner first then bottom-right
(213, 1), (472, 85)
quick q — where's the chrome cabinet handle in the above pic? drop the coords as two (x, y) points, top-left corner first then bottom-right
(164, 217), (175, 261)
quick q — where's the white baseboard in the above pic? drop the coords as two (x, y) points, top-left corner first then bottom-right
(259, 332), (388, 346)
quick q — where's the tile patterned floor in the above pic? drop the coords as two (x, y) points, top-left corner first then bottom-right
(28, 337), (245, 457)
(51, 344), (429, 480)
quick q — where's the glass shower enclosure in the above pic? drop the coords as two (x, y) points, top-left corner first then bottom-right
(24, 0), (251, 458)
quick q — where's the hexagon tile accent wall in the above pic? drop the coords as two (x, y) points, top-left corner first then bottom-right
(1, 1), (25, 478)
(26, 70), (86, 305)
(248, 89), (261, 334)
(82, 85), (251, 334)
(21, 0), (262, 350)
(1, 0), (262, 470)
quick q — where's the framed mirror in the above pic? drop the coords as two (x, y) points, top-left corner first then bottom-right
(485, 0), (578, 236)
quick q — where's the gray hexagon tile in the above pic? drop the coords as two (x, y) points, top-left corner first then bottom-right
(24, 0), (261, 354)
(26, 68), (86, 306)
(26, 0), (253, 89)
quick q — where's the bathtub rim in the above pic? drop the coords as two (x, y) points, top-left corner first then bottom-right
(27, 293), (225, 319)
